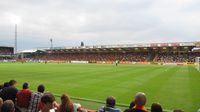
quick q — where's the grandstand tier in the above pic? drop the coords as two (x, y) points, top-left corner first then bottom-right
(19, 42), (200, 63)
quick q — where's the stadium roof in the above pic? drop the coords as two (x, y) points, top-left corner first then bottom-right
(44, 41), (199, 53)
(20, 49), (46, 53)
(0, 46), (14, 48)
(48, 41), (198, 50)
(19, 41), (200, 53)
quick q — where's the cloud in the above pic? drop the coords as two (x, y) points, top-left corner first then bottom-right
(0, 0), (199, 51)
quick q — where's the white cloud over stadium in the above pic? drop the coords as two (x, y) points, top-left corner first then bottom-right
(0, 0), (200, 50)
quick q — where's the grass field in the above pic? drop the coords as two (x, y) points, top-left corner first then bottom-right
(0, 63), (200, 111)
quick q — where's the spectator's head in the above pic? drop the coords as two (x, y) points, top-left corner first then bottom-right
(151, 103), (163, 112)
(129, 101), (135, 109)
(60, 94), (74, 112)
(8, 80), (16, 87)
(173, 109), (184, 112)
(1, 100), (15, 112)
(22, 82), (29, 89)
(37, 84), (45, 93)
(40, 93), (55, 112)
(106, 96), (116, 108)
(134, 92), (146, 106)
(0, 97), (3, 109)
(61, 94), (71, 105)
(3, 82), (9, 88)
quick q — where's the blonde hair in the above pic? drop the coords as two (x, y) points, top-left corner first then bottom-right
(0, 97), (3, 105)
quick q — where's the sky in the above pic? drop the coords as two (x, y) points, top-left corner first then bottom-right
(0, 0), (200, 51)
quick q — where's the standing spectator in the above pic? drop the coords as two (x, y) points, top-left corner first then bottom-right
(28, 84), (45, 112)
(58, 94), (74, 112)
(0, 80), (18, 103)
(132, 92), (148, 112)
(99, 96), (121, 112)
(16, 82), (32, 112)
(1, 100), (15, 112)
(39, 92), (55, 112)
(151, 103), (163, 112)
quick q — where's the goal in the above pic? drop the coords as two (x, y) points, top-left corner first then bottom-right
(195, 57), (200, 71)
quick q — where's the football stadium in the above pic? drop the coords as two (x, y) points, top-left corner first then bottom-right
(0, 42), (200, 112)
(1, 1), (200, 112)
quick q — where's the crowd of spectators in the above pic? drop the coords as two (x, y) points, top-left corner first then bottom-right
(154, 52), (200, 63)
(0, 48), (13, 55)
(0, 80), (191, 112)
(30, 52), (200, 63)
(37, 53), (149, 62)
(0, 48), (14, 60)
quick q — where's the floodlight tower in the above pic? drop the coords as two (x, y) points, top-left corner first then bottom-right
(15, 24), (17, 54)
(11, 15), (21, 54)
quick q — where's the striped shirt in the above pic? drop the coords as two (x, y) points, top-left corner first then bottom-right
(28, 92), (43, 112)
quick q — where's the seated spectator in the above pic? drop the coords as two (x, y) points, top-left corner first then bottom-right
(58, 94), (74, 112)
(99, 96), (121, 112)
(0, 80), (18, 103)
(28, 84), (45, 112)
(132, 92), (147, 112)
(151, 103), (162, 112)
(1, 100), (15, 112)
(39, 92), (55, 112)
(16, 82), (32, 112)
(173, 109), (184, 112)
(124, 101), (135, 112)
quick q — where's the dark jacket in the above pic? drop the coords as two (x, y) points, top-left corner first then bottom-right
(0, 86), (18, 103)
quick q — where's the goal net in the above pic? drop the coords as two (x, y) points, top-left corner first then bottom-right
(195, 57), (200, 71)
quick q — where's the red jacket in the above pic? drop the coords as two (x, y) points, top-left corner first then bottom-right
(16, 89), (32, 108)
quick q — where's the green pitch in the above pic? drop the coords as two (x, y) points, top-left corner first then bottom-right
(0, 63), (200, 111)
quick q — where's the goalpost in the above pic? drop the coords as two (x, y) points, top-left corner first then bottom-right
(195, 57), (200, 71)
